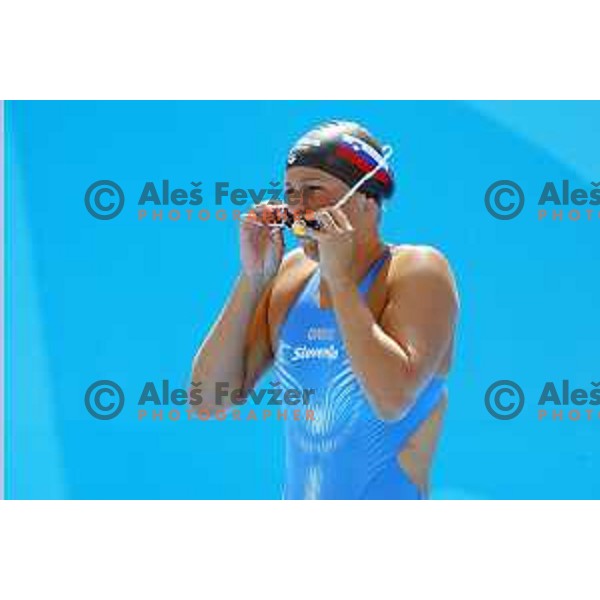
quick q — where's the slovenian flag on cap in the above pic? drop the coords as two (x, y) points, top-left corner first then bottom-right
(335, 134), (392, 186)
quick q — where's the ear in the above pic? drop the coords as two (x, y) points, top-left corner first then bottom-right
(363, 194), (383, 225)
(361, 194), (380, 213)
(355, 193), (371, 212)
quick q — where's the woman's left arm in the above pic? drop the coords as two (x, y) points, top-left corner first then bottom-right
(311, 206), (458, 421)
(328, 246), (458, 420)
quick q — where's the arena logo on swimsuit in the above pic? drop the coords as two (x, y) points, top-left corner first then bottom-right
(307, 327), (335, 341)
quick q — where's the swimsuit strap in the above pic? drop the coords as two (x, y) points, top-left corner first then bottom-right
(357, 246), (391, 296)
(386, 375), (447, 448)
(309, 245), (392, 300)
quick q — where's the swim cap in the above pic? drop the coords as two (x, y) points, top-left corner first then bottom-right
(286, 121), (394, 202)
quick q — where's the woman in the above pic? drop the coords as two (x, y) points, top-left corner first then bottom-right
(192, 120), (459, 499)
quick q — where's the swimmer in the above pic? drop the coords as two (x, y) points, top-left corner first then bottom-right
(191, 120), (459, 499)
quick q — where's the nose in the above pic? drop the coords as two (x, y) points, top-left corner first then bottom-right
(286, 187), (309, 211)
(293, 188), (333, 218)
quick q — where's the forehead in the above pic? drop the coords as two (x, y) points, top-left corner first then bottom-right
(285, 166), (346, 188)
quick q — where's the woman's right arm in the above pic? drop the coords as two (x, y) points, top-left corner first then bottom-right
(190, 206), (284, 413)
(190, 273), (274, 412)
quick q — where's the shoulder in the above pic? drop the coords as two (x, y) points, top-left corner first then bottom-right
(389, 244), (454, 277)
(386, 244), (458, 299)
(272, 247), (315, 290)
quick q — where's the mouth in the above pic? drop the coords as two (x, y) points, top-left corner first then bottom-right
(275, 207), (321, 237)
(291, 221), (308, 237)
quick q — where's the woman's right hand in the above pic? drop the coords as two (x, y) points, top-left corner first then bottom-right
(240, 204), (285, 288)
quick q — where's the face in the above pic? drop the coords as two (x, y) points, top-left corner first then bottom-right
(285, 166), (378, 261)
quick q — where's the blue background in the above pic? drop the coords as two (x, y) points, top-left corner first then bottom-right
(5, 100), (600, 499)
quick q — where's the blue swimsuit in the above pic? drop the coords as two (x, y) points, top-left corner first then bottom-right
(273, 247), (446, 500)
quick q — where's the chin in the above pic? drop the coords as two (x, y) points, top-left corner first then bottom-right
(301, 238), (319, 261)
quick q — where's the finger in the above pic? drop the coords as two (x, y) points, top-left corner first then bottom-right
(254, 200), (273, 211)
(329, 206), (353, 231)
(245, 202), (269, 218)
(240, 212), (266, 228)
(253, 203), (277, 226)
(270, 226), (285, 256)
(302, 215), (335, 243)
(302, 225), (326, 242)
(242, 205), (286, 228)
(315, 210), (342, 233)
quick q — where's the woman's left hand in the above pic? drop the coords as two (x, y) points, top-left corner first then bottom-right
(305, 206), (356, 288)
